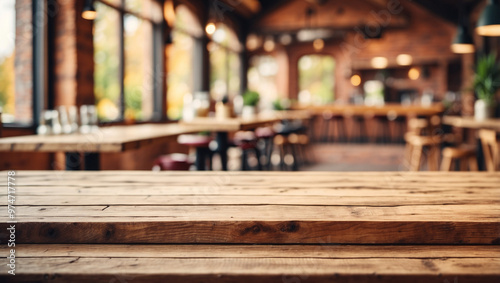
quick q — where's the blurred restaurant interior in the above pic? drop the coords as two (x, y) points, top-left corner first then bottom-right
(0, 0), (499, 171)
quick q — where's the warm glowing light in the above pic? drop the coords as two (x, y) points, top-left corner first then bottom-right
(396, 54), (413, 66)
(408, 67), (420, 80)
(163, 0), (176, 27)
(205, 23), (216, 35)
(313, 38), (324, 51)
(246, 34), (260, 51)
(476, 25), (500, 36)
(371, 57), (388, 69)
(82, 10), (97, 20)
(263, 37), (275, 52)
(451, 43), (475, 54)
(350, 74), (361, 87)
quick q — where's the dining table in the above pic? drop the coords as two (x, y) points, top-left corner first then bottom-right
(0, 123), (207, 170)
(293, 103), (445, 117)
(180, 110), (311, 170)
(443, 116), (500, 170)
(0, 170), (499, 282)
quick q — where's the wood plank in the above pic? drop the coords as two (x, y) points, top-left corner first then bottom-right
(5, 244), (500, 258)
(1, 220), (498, 244)
(9, 194), (500, 206)
(1, 257), (498, 283)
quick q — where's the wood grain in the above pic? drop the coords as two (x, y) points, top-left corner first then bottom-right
(0, 244), (498, 283)
(0, 171), (498, 245)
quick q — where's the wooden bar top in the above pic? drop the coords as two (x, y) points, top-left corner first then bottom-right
(1, 171), (498, 245)
(293, 103), (444, 116)
(0, 123), (206, 153)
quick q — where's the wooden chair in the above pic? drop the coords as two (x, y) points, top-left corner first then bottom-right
(440, 145), (478, 171)
(479, 129), (500, 171)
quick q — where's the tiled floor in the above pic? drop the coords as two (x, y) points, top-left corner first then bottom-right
(301, 143), (406, 171)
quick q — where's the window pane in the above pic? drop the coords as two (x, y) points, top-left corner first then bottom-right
(0, 0), (31, 124)
(298, 55), (335, 104)
(248, 55), (279, 108)
(124, 14), (153, 121)
(167, 30), (194, 120)
(209, 43), (227, 101)
(94, 2), (121, 121)
(228, 52), (240, 98)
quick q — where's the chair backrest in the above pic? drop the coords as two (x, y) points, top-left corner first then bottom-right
(479, 129), (500, 172)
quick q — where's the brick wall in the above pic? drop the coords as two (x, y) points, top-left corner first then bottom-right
(254, 0), (462, 102)
(15, 0), (33, 123)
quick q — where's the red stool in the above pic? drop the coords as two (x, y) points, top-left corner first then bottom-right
(152, 153), (192, 171)
(233, 131), (262, 171)
(177, 134), (213, 170)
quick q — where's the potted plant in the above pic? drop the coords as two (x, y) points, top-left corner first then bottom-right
(241, 90), (260, 118)
(473, 53), (500, 120)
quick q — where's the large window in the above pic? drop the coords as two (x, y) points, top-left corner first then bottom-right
(298, 55), (335, 104)
(248, 55), (279, 109)
(209, 23), (242, 101)
(166, 5), (202, 120)
(0, 0), (35, 124)
(94, 0), (161, 122)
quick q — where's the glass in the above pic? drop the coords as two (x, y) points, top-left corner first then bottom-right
(124, 14), (153, 121)
(209, 43), (227, 101)
(0, 0), (31, 124)
(247, 55), (279, 110)
(167, 30), (194, 120)
(298, 55), (335, 105)
(94, 2), (121, 121)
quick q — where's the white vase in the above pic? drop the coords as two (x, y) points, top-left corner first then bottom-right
(474, 99), (494, 121)
(241, 106), (256, 119)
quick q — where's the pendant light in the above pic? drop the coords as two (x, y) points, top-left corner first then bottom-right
(452, 1), (474, 54)
(476, 0), (500, 36)
(82, 0), (96, 20)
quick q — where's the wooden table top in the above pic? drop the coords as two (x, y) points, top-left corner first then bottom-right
(180, 110), (311, 131)
(443, 115), (500, 130)
(1, 171), (498, 244)
(293, 103), (444, 116)
(1, 171), (499, 282)
(0, 123), (206, 153)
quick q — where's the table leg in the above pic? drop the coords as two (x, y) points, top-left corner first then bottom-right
(216, 132), (229, 171)
(65, 152), (81, 170)
(476, 137), (485, 171)
(195, 148), (206, 170)
(84, 153), (100, 170)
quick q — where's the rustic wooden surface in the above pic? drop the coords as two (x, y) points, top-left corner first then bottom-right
(0, 171), (499, 245)
(180, 110), (311, 131)
(443, 116), (500, 130)
(0, 123), (206, 153)
(293, 103), (444, 117)
(0, 171), (499, 282)
(1, 244), (499, 283)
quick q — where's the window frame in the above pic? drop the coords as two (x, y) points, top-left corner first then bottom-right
(94, 0), (163, 123)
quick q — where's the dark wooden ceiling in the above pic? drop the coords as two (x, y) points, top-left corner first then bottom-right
(255, 0), (484, 24)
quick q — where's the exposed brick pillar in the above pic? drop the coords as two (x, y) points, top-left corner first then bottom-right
(15, 0), (33, 123)
(53, 0), (94, 108)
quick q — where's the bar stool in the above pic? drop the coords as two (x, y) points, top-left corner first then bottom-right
(177, 134), (213, 170)
(288, 133), (314, 166)
(372, 114), (390, 143)
(233, 131), (262, 171)
(255, 127), (275, 170)
(272, 134), (298, 171)
(440, 145), (478, 171)
(152, 153), (192, 171)
(321, 111), (345, 143)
